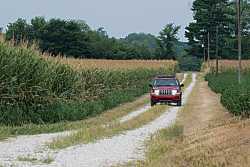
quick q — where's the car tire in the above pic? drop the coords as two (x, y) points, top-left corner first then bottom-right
(177, 100), (182, 107)
(151, 100), (156, 107)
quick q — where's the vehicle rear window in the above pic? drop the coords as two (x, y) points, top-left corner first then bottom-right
(153, 79), (178, 86)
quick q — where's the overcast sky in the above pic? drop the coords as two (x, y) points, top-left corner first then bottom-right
(0, 0), (194, 41)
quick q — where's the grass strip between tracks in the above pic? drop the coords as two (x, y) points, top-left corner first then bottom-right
(182, 72), (192, 90)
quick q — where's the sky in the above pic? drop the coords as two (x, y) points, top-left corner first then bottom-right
(0, 0), (194, 41)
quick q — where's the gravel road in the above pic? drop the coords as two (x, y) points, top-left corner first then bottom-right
(0, 73), (196, 167)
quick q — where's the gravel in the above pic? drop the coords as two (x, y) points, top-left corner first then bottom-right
(0, 73), (196, 167)
(0, 131), (71, 167)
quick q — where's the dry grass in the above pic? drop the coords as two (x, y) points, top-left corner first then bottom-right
(182, 72), (192, 90)
(177, 73), (228, 134)
(44, 56), (177, 70)
(135, 73), (250, 167)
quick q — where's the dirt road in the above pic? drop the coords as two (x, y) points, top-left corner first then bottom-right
(140, 74), (250, 167)
(0, 73), (195, 167)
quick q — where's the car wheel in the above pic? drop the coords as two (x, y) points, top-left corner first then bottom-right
(177, 100), (182, 107)
(151, 100), (156, 106)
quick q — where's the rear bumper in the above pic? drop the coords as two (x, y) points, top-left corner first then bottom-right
(151, 94), (181, 103)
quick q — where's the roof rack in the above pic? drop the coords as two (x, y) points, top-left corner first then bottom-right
(156, 74), (176, 79)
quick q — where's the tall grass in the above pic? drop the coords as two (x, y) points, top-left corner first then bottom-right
(0, 41), (176, 125)
(0, 41), (79, 125)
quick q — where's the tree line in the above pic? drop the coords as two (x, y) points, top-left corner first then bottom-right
(186, 0), (250, 59)
(4, 17), (182, 60)
(2, 1), (249, 60)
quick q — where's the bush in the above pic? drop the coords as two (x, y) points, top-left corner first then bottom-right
(0, 41), (174, 125)
(178, 56), (202, 71)
(206, 71), (250, 116)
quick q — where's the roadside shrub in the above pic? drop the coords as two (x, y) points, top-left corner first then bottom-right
(178, 56), (202, 71)
(0, 41), (174, 125)
(206, 71), (250, 116)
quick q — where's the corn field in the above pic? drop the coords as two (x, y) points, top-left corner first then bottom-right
(208, 60), (250, 72)
(0, 41), (177, 125)
(45, 56), (177, 70)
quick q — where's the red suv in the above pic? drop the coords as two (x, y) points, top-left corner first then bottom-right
(149, 75), (184, 107)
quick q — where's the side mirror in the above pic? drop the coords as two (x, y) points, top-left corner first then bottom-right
(149, 83), (153, 88)
(180, 83), (184, 87)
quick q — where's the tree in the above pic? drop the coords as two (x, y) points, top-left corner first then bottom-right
(123, 33), (158, 49)
(211, 0), (250, 59)
(97, 27), (108, 38)
(185, 23), (201, 57)
(156, 23), (180, 59)
(30, 16), (47, 41)
(4, 17), (163, 59)
(39, 19), (91, 56)
(185, 0), (231, 59)
(226, 0), (250, 58)
(5, 18), (31, 44)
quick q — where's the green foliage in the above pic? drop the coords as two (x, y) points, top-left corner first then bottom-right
(206, 71), (250, 116)
(5, 17), (161, 60)
(0, 41), (78, 125)
(123, 33), (158, 49)
(121, 33), (159, 59)
(186, 0), (250, 59)
(39, 19), (91, 57)
(178, 56), (202, 71)
(5, 17), (185, 60)
(0, 41), (173, 125)
(174, 41), (189, 57)
(156, 23), (181, 59)
(87, 31), (153, 59)
(5, 18), (31, 44)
